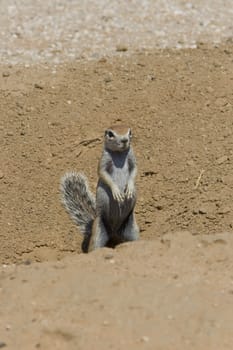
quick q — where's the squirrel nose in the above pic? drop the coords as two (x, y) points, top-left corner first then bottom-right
(121, 138), (128, 144)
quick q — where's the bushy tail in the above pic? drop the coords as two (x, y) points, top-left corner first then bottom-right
(60, 172), (96, 236)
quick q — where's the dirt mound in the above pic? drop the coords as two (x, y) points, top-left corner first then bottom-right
(1, 232), (233, 349)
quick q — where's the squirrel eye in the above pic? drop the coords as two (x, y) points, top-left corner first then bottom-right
(108, 131), (114, 138)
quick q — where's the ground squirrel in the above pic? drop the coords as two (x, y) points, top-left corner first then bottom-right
(60, 125), (139, 252)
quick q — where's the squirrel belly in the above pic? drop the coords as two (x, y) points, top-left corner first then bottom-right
(96, 179), (136, 235)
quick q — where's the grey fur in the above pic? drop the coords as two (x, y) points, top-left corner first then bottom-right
(60, 126), (139, 252)
(60, 172), (96, 236)
(88, 127), (139, 251)
(97, 148), (137, 231)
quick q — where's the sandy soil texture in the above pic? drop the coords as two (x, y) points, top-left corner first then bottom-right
(0, 45), (232, 264)
(0, 1), (233, 348)
(1, 233), (233, 350)
(0, 44), (233, 349)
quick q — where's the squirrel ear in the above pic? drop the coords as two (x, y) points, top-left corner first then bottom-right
(129, 128), (132, 138)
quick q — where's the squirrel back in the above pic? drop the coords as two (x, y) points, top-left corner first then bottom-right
(60, 172), (96, 236)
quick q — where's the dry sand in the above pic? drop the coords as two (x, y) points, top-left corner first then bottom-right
(0, 1), (233, 349)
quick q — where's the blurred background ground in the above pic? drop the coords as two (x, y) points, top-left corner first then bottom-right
(0, 0), (232, 64)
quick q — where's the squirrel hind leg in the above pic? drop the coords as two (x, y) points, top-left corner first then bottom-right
(88, 217), (109, 252)
(81, 234), (91, 253)
(121, 212), (139, 242)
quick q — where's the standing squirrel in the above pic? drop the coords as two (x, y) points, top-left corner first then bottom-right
(60, 125), (139, 252)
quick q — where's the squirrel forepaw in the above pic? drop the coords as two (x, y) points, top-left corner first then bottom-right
(125, 183), (134, 199)
(112, 186), (124, 202)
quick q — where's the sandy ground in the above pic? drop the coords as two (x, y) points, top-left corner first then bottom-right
(0, 44), (233, 349)
(1, 44), (233, 264)
(0, 0), (233, 348)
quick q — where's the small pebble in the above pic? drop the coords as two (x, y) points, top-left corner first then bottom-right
(206, 86), (214, 93)
(198, 208), (207, 215)
(23, 259), (31, 266)
(116, 45), (128, 52)
(216, 155), (228, 165)
(215, 97), (228, 107)
(155, 205), (163, 211)
(2, 72), (10, 77)
(0, 342), (6, 348)
(34, 83), (44, 89)
(104, 76), (112, 83)
(141, 336), (150, 343)
(104, 253), (114, 260)
(217, 207), (230, 215)
(98, 57), (107, 63)
(148, 74), (156, 81)
(6, 131), (14, 136)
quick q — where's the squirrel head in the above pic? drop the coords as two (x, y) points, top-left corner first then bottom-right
(104, 125), (132, 152)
